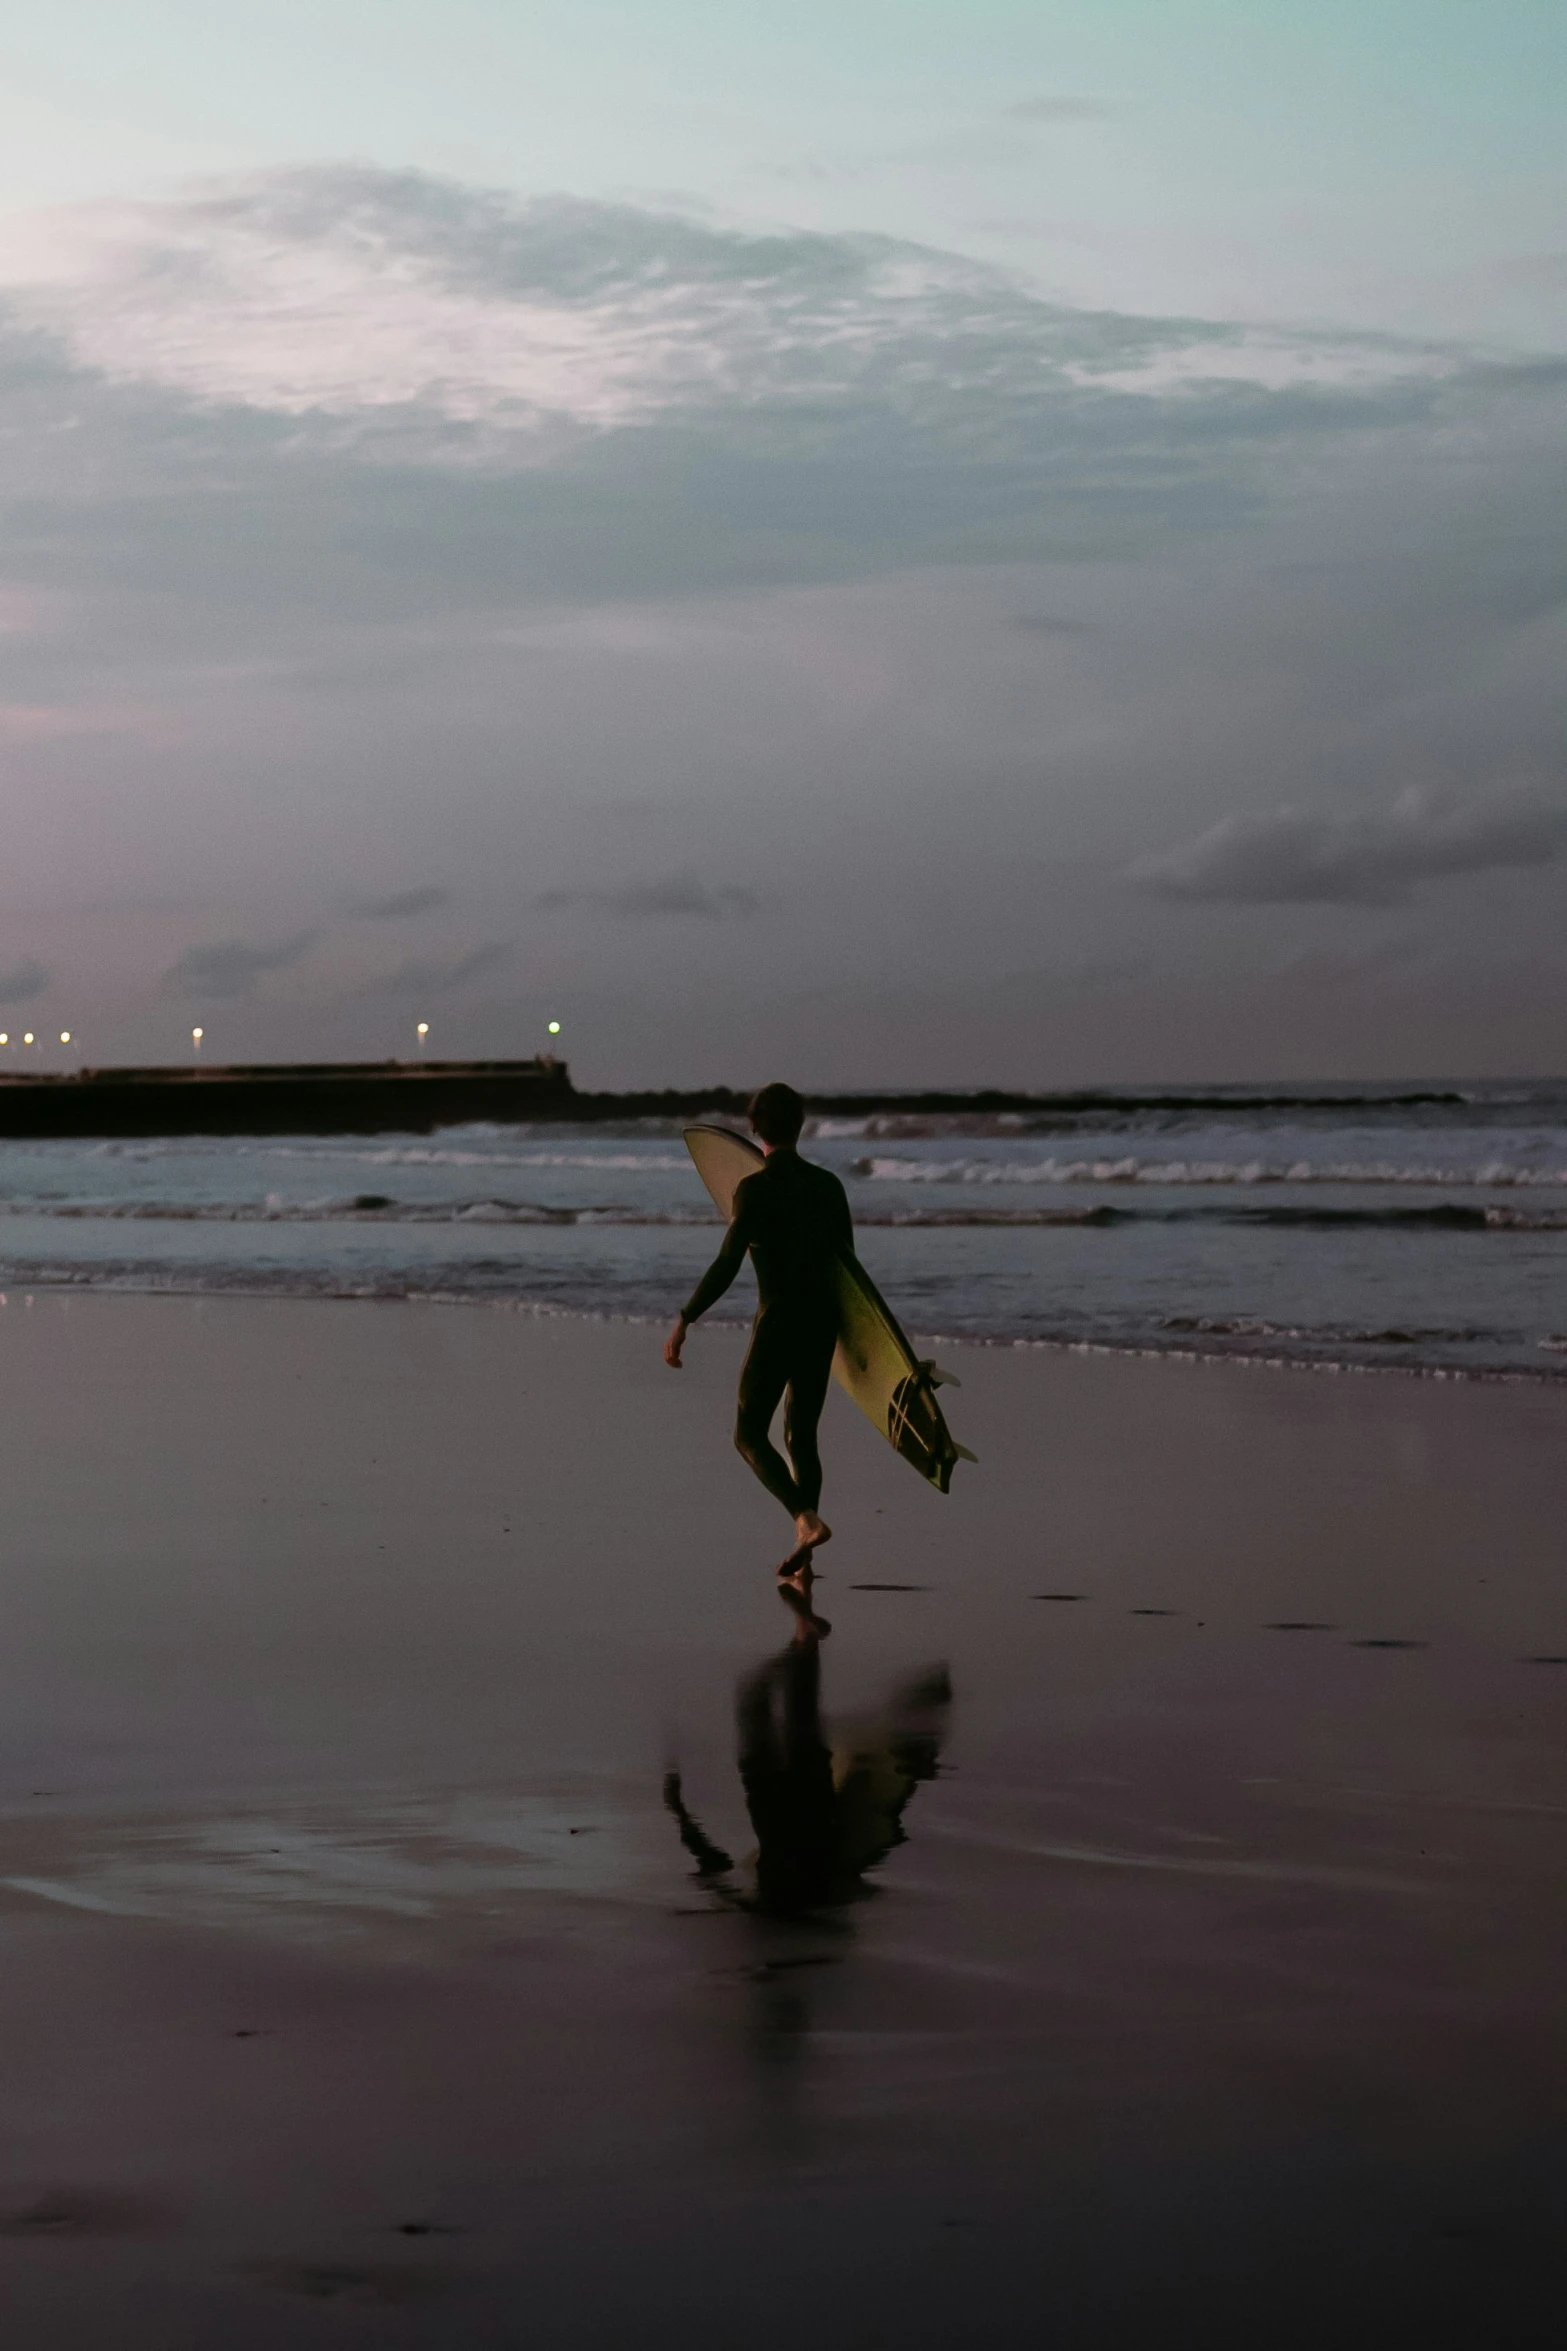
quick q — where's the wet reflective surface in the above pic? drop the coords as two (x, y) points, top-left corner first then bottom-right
(0, 1295), (1564, 2345)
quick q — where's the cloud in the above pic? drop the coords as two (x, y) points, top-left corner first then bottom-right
(539, 875), (760, 920)
(376, 943), (508, 994)
(0, 165), (1519, 678)
(0, 169), (1562, 1090)
(8, 172), (1061, 439)
(0, 166), (1453, 468)
(0, 955), (49, 1003)
(164, 932), (317, 997)
(1005, 97), (1111, 124)
(1130, 791), (1567, 906)
(0, 586), (71, 636)
(354, 885), (449, 920)
(0, 699), (171, 743)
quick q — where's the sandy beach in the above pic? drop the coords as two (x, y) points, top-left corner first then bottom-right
(0, 1290), (1563, 2346)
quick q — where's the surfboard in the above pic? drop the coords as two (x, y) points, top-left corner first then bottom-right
(683, 1124), (975, 1494)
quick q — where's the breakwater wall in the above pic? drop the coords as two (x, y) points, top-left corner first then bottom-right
(0, 1058), (575, 1138)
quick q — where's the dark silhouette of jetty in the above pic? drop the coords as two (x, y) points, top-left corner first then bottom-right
(0, 1058), (575, 1138)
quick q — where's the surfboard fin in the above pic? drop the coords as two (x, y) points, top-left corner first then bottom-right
(951, 1443), (979, 1464)
(918, 1359), (962, 1389)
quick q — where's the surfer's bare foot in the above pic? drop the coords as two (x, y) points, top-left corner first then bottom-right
(794, 1511), (832, 1553)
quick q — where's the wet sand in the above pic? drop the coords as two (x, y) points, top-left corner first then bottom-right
(0, 1291), (1564, 2347)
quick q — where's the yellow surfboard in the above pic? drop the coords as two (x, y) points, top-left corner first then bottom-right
(683, 1124), (975, 1493)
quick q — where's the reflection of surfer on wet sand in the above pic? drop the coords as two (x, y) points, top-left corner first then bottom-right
(664, 1581), (952, 1917)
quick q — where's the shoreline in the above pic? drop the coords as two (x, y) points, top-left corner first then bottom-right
(2, 1265), (1565, 1388)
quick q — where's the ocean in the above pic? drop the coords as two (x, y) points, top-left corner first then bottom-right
(1, 1081), (1564, 1381)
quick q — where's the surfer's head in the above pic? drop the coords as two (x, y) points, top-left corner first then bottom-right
(749, 1082), (805, 1148)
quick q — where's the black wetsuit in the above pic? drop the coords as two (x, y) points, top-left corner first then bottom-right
(682, 1146), (853, 1518)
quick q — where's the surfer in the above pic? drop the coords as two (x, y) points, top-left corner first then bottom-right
(664, 1082), (852, 1573)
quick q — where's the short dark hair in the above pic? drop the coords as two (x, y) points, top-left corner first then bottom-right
(748, 1082), (805, 1146)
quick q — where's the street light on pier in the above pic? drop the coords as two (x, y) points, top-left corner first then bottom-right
(416, 1021), (429, 1060)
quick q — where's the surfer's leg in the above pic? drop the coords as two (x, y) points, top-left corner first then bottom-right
(782, 1324), (837, 1518)
(735, 1313), (804, 1518)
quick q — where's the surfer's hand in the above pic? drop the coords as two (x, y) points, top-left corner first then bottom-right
(663, 1318), (688, 1368)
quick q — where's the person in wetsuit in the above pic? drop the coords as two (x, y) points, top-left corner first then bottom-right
(664, 1082), (852, 1570)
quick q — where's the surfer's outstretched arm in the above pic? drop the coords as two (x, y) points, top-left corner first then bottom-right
(664, 1183), (755, 1366)
(662, 1770), (735, 1878)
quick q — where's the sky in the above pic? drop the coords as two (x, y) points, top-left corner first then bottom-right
(0, 0), (1564, 1086)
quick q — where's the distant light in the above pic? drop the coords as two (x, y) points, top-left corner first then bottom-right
(547, 1020), (561, 1035)
(59, 1031), (70, 1044)
(0, 1034), (8, 1046)
(192, 1027), (203, 1044)
(22, 1032), (33, 1045)
(416, 1021), (429, 1037)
